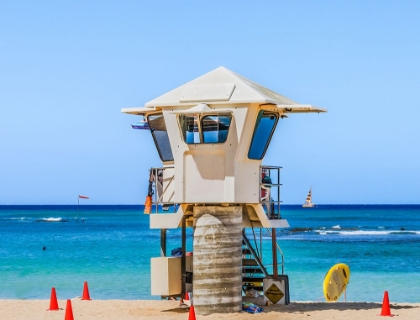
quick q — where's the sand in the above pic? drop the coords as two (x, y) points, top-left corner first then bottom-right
(0, 299), (419, 320)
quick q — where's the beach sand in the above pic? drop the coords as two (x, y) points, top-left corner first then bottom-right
(0, 300), (419, 320)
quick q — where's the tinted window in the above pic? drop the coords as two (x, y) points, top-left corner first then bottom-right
(179, 113), (232, 144)
(148, 114), (174, 161)
(202, 114), (232, 143)
(248, 111), (278, 159)
(179, 114), (200, 144)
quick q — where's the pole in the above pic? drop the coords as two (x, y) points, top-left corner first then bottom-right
(272, 228), (278, 280)
(77, 195), (89, 223)
(77, 197), (79, 223)
(160, 229), (167, 257)
(181, 215), (186, 305)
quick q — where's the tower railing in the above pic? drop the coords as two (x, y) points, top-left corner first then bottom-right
(149, 165), (282, 217)
(260, 165), (282, 220)
(149, 166), (176, 213)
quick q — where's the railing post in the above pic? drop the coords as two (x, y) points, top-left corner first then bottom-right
(272, 228), (278, 280)
(181, 215), (186, 302)
(160, 229), (166, 257)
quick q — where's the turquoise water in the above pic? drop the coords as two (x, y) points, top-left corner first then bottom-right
(0, 205), (419, 302)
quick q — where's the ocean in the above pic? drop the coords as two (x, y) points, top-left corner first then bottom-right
(0, 205), (419, 303)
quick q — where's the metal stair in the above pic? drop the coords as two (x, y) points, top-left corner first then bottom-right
(241, 232), (267, 294)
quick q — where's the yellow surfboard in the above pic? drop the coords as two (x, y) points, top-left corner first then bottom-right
(323, 263), (350, 302)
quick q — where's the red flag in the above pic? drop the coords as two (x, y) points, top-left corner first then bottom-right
(79, 195), (89, 199)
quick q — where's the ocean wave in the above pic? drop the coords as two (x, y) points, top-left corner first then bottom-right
(315, 230), (419, 236)
(35, 217), (69, 223)
(317, 231), (340, 235)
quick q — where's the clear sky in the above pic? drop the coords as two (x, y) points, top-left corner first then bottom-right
(1, 1), (419, 205)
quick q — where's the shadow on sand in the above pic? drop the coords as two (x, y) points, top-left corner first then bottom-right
(263, 302), (419, 313)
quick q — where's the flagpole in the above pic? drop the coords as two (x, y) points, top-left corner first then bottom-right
(77, 195), (89, 223)
(77, 196), (80, 223)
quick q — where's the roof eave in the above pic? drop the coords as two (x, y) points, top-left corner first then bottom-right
(277, 104), (327, 113)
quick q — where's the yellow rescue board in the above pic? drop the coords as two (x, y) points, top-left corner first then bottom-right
(323, 263), (350, 302)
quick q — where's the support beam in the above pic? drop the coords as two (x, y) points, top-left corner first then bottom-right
(181, 216), (186, 301)
(160, 229), (166, 257)
(193, 206), (242, 315)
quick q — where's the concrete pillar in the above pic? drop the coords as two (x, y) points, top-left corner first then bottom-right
(193, 206), (242, 315)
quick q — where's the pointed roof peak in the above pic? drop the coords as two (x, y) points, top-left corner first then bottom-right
(144, 66), (298, 107)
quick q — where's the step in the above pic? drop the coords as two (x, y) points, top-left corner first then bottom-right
(243, 285), (264, 291)
(242, 267), (264, 274)
(242, 259), (259, 266)
(242, 277), (265, 283)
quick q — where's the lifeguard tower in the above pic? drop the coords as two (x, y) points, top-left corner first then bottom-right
(122, 67), (325, 315)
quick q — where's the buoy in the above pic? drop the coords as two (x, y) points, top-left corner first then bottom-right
(64, 299), (74, 320)
(81, 281), (91, 300)
(47, 287), (59, 311)
(378, 291), (394, 317)
(144, 195), (152, 214)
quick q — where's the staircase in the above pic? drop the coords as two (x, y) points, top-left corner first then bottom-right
(241, 229), (290, 304)
(241, 231), (268, 294)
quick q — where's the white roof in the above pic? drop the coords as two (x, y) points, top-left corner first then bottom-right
(122, 66), (326, 114)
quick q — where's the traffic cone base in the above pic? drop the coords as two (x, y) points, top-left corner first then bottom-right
(81, 281), (91, 300)
(64, 299), (74, 320)
(47, 287), (59, 311)
(378, 291), (394, 317)
(188, 305), (196, 320)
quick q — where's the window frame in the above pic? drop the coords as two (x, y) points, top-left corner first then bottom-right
(177, 113), (232, 145)
(147, 113), (174, 162)
(248, 110), (279, 160)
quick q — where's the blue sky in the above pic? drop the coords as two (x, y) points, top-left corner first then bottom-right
(1, 1), (419, 204)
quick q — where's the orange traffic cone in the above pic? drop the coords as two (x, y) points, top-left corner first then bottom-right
(81, 281), (91, 300)
(188, 305), (196, 320)
(64, 299), (74, 320)
(379, 291), (394, 317)
(184, 292), (189, 301)
(47, 287), (59, 311)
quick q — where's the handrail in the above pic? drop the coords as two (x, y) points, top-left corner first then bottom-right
(242, 227), (285, 278)
(242, 230), (269, 277)
(264, 228), (285, 275)
(149, 166), (176, 213)
(260, 165), (282, 220)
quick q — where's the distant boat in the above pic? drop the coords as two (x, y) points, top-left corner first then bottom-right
(302, 187), (316, 208)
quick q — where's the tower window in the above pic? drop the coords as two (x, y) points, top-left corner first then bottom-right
(148, 114), (174, 162)
(178, 113), (232, 144)
(248, 111), (278, 159)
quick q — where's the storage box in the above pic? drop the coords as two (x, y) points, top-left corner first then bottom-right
(151, 256), (193, 296)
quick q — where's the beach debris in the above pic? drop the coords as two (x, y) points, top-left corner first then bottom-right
(188, 305), (196, 320)
(242, 302), (264, 314)
(64, 299), (74, 320)
(81, 281), (91, 300)
(47, 287), (59, 311)
(378, 291), (394, 317)
(171, 247), (182, 257)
